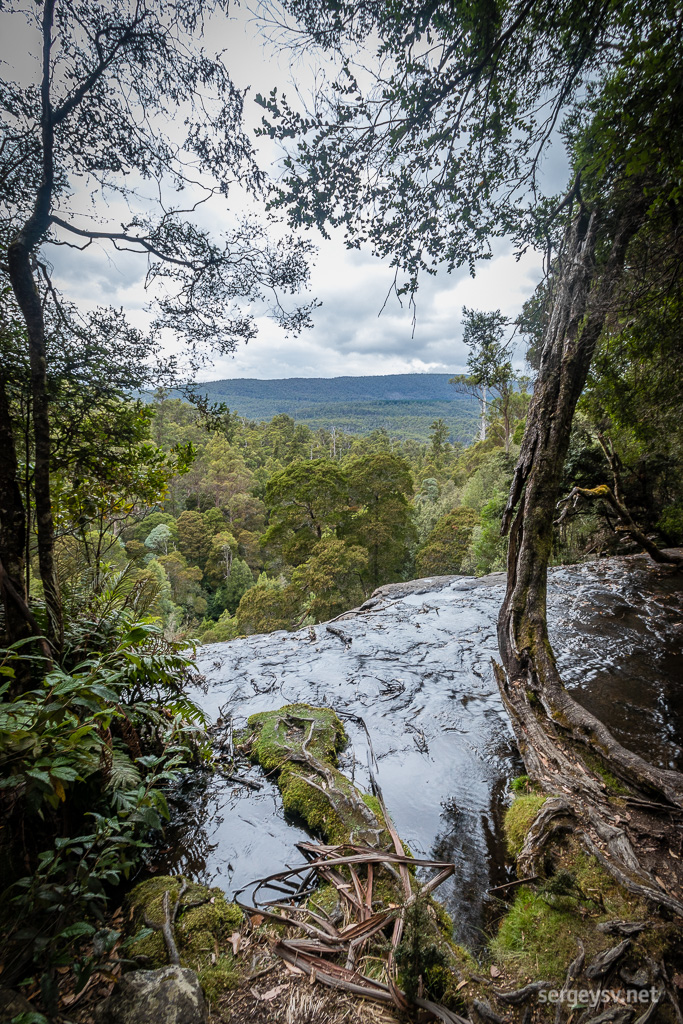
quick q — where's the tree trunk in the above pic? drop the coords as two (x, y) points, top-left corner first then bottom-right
(496, 196), (683, 914)
(0, 374), (31, 646)
(5, 0), (62, 652)
(7, 243), (62, 652)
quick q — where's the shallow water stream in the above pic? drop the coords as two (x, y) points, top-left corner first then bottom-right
(155, 555), (682, 948)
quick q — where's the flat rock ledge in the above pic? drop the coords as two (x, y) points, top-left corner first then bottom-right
(93, 966), (208, 1024)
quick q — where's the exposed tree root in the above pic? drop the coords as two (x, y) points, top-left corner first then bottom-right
(496, 198), (683, 920)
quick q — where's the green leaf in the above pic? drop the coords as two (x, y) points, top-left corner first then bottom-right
(57, 921), (96, 940)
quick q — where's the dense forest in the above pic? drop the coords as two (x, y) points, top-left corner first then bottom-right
(1, 0), (683, 1020)
(86, 369), (683, 647)
(183, 373), (481, 440)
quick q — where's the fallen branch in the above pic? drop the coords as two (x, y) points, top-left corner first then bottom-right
(556, 484), (682, 566)
(486, 875), (540, 896)
(143, 880), (187, 966)
(326, 624), (353, 644)
(219, 771), (263, 790)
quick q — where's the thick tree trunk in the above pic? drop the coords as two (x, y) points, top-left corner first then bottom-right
(5, 0), (62, 652)
(7, 244), (62, 652)
(0, 374), (31, 646)
(496, 196), (683, 914)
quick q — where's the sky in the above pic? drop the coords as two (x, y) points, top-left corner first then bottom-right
(3, 3), (567, 382)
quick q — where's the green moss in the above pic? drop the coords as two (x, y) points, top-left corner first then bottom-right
(182, 928), (215, 963)
(178, 897), (242, 937)
(247, 703), (346, 773)
(199, 954), (240, 1003)
(491, 844), (648, 983)
(422, 964), (469, 1014)
(572, 851), (644, 920)
(510, 774), (539, 794)
(635, 921), (683, 964)
(128, 875), (208, 927)
(491, 888), (586, 980)
(307, 883), (341, 918)
(279, 767), (348, 842)
(582, 751), (630, 795)
(504, 794), (547, 856)
(362, 793), (382, 818)
(129, 928), (167, 968)
(247, 703), (386, 846)
(432, 897), (455, 937)
(127, 875), (244, 973)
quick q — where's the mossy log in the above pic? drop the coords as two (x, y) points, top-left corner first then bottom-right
(242, 704), (479, 1016)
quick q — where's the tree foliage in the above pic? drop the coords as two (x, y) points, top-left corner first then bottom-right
(415, 507), (480, 577)
(257, 0), (682, 284)
(0, 0), (315, 652)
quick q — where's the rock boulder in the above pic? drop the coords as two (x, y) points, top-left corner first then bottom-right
(93, 966), (208, 1024)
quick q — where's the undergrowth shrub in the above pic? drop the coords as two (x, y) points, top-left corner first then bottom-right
(0, 620), (208, 1015)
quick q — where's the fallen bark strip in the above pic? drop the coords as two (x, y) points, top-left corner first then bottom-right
(273, 940), (470, 1024)
(241, 841), (458, 1017)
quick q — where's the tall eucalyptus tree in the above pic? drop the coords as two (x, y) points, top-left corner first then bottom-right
(258, 0), (683, 909)
(0, 0), (315, 649)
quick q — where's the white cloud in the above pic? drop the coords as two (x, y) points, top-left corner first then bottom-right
(7, 5), (549, 381)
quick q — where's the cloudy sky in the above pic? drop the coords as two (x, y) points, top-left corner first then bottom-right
(5, 3), (567, 381)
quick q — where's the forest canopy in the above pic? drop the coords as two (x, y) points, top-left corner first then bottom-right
(1, 0), (683, 1017)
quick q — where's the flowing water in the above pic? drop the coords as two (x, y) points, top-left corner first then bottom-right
(154, 555), (683, 948)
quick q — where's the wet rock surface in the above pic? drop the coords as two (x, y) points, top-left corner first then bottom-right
(156, 556), (682, 949)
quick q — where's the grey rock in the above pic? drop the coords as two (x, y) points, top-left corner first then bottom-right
(93, 966), (208, 1024)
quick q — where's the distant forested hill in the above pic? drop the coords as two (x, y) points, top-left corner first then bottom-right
(188, 374), (479, 441)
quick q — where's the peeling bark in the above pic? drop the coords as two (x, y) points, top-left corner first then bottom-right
(496, 194), (683, 913)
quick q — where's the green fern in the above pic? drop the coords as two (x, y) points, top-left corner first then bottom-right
(105, 750), (141, 792)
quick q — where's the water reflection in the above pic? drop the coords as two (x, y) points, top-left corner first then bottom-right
(152, 556), (682, 947)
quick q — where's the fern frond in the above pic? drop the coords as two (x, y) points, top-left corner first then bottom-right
(105, 750), (141, 792)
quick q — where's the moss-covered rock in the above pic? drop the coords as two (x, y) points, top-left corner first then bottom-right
(247, 702), (346, 771)
(126, 875), (244, 1001)
(244, 704), (486, 1012)
(198, 955), (240, 1003)
(246, 703), (389, 846)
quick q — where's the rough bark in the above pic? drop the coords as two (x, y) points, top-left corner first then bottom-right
(6, 0), (62, 651)
(496, 195), (683, 914)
